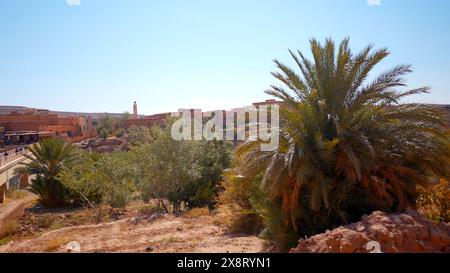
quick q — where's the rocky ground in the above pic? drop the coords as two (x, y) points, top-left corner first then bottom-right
(0, 203), (269, 253)
(290, 209), (450, 253)
(2, 200), (449, 253)
(78, 137), (128, 153)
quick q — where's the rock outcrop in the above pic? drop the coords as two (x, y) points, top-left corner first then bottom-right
(79, 138), (128, 153)
(290, 210), (450, 253)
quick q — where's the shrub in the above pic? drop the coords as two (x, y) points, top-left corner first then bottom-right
(6, 190), (28, 200)
(35, 215), (58, 229)
(103, 186), (133, 208)
(137, 205), (166, 216)
(182, 207), (210, 218)
(49, 219), (66, 230)
(30, 176), (71, 208)
(92, 206), (113, 224)
(131, 125), (200, 212)
(184, 140), (232, 210)
(69, 213), (92, 226)
(99, 128), (109, 139)
(95, 152), (136, 208)
(0, 236), (13, 246)
(127, 125), (153, 146)
(44, 237), (72, 252)
(60, 151), (105, 207)
(417, 179), (450, 222)
(164, 235), (182, 244)
(218, 164), (266, 236)
(223, 210), (266, 236)
(0, 220), (18, 238)
(61, 151), (136, 208)
(97, 113), (115, 135)
(115, 128), (125, 138)
(131, 124), (232, 213)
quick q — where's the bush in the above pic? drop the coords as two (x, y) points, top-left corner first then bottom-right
(182, 207), (210, 218)
(60, 150), (136, 208)
(0, 236), (13, 246)
(6, 189), (28, 200)
(35, 215), (59, 229)
(127, 125), (153, 145)
(0, 220), (18, 239)
(60, 151), (104, 206)
(131, 124), (232, 213)
(417, 179), (450, 223)
(99, 128), (109, 139)
(115, 128), (125, 138)
(184, 140), (232, 210)
(223, 209), (266, 235)
(30, 176), (71, 208)
(131, 126), (200, 212)
(218, 165), (266, 236)
(137, 205), (166, 216)
(103, 182), (134, 208)
(49, 219), (66, 230)
(44, 237), (73, 252)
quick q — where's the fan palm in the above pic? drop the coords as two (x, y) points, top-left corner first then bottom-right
(15, 137), (75, 207)
(237, 38), (450, 241)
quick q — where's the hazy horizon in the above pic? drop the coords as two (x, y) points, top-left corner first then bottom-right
(1, 0), (450, 115)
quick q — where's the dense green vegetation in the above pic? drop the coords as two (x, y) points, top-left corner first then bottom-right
(96, 111), (131, 138)
(219, 38), (450, 250)
(19, 131), (231, 211)
(129, 124), (232, 212)
(60, 151), (137, 208)
(99, 128), (109, 139)
(218, 155), (267, 235)
(49, 112), (230, 211)
(15, 138), (76, 207)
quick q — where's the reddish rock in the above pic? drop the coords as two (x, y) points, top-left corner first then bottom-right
(83, 137), (126, 153)
(290, 210), (450, 253)
(96, 145), (114, 153)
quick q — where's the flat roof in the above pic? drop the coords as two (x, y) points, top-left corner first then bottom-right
(2, 130), (55, 137)
(4, 132), (39, 136)
(38, 131), (56, 136)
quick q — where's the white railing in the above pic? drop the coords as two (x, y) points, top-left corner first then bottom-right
(0, 150), (30, 169)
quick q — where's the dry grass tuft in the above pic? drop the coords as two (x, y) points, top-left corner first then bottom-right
(165, 235), (182, 244)
(0, 220), (19, 238)
(182, 207), (210, 218)
(44, 237), (73, 252)
(6, 190), (28, 200)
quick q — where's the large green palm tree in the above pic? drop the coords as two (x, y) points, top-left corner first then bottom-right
(15, 138), (75, 207)
(237, 38), (450, 243)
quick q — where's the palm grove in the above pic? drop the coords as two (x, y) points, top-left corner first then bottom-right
(16, 38), (450, 250)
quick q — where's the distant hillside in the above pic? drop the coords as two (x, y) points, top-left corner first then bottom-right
(51, 111), (127, 119)
(0, 104), (448, 122)
(0, 106), (141, 119)
(0, 106), (29, 115)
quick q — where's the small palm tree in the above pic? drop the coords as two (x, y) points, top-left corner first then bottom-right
(238, 38), (450, 245)
(15, 138), (75, 207)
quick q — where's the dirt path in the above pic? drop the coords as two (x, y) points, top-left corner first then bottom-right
(0, 213), (268, 253)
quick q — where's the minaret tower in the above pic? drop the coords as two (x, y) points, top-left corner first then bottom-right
(133, 101), (138, 119)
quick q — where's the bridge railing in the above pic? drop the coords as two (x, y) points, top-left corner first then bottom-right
(0, 150), (30, 169)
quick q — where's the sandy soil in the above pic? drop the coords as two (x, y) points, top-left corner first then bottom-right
(0, 212), (268, 253)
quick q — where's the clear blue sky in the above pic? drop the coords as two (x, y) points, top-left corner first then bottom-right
(1, 0), (449, 115)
